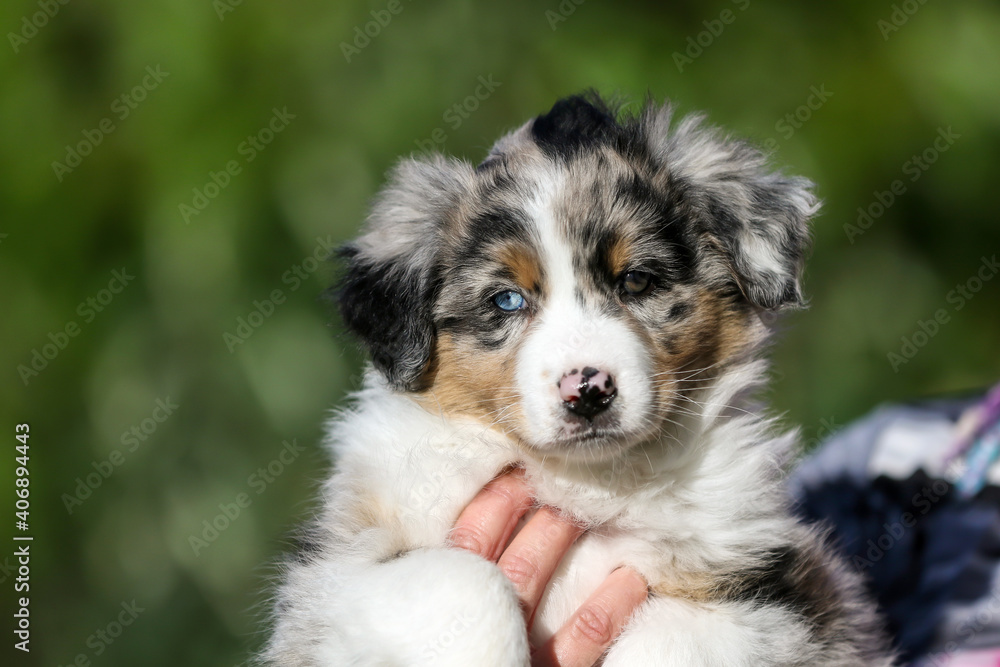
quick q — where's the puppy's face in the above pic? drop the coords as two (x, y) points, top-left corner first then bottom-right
(429, 151), (739, 460)
(339, 95), (816, 463)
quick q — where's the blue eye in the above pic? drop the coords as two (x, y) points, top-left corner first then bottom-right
(493, 291), (526, 312)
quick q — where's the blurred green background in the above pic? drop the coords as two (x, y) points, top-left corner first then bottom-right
(1, 0), (998, 664)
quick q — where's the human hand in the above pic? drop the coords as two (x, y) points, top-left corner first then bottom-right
(449, 470), (648, 667)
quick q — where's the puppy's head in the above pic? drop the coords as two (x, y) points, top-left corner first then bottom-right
(339, 93), (817, 462)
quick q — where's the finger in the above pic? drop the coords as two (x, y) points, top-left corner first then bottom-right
(497, 507), (583, 621)
(532, 567), (648, 667)
(448, 470), (533, 562)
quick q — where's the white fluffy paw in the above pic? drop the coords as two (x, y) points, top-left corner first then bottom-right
(331, 548), (529, 666)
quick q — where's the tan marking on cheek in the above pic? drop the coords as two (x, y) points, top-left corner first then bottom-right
(713, 302), (754, 362)
(499, 244), (544, 294)
(647, 288), (753, 415)
(418, 332), (525, 431)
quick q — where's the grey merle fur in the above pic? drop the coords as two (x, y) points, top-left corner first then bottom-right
(337, 92), (814, 392)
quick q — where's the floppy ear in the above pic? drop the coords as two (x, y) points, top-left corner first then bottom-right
(337, 155), (473, 390)
(643, 104), (818, 309)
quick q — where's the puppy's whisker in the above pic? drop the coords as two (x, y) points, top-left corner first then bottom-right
(673, 393), (757, 419)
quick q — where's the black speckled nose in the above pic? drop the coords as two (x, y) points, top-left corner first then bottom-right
(559, 367), (617, 420)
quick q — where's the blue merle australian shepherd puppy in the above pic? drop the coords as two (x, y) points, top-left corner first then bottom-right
(262, 93), (894, 666)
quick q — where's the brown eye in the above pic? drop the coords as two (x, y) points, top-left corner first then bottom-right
(622, 270), (653, 296)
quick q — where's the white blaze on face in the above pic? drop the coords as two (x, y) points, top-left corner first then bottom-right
(514, 170), (653, 454)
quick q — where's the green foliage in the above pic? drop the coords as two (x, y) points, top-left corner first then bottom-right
(1, 0), (998, 664)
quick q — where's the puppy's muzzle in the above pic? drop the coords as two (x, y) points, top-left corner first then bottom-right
(559, 367), (617, 421)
